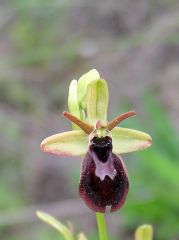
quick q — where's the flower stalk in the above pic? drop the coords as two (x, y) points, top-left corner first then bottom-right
(96, 213), (108, 240)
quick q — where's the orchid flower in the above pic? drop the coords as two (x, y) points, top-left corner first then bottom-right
(41, 69), (152, 213)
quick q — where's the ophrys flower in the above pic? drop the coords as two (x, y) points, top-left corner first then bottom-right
(41, 70), (152, 212)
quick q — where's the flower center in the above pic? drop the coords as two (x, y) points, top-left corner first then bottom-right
(89, 136), (117, 181)
(90, 136), (112, 163)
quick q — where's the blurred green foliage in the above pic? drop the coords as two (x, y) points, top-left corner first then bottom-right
(8, 1), (80, 67)
(37, 227), (66, 240)
(0, 80), (34, 111)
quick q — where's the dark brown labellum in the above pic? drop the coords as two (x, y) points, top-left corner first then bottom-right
(79, 136), (129, 212)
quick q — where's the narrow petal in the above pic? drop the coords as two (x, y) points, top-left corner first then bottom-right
(79, 151), (129, 213)
(41, 130), (88, 156)
(111, 127), (152, 154)
(107, 111), (136, 130)
(63, 111), (94, 134)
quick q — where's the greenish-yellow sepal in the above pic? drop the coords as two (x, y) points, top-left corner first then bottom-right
(77, 69), (100, 109)
(111, 127), (152, 154)
(68, 80), (83, 129)
(87, 79), (109, 126)
(41, 130), (88, 156)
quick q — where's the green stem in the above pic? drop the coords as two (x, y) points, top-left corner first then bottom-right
(96, 213), (108, 240)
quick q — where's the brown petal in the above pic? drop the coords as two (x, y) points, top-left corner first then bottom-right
(79, 151), (129, 212)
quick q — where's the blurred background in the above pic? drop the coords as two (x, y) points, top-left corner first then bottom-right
(0, 0), (179, 239)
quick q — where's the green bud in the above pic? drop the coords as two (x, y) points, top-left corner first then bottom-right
(135, 224), (153, 240)
(78, 233), (88, 240)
